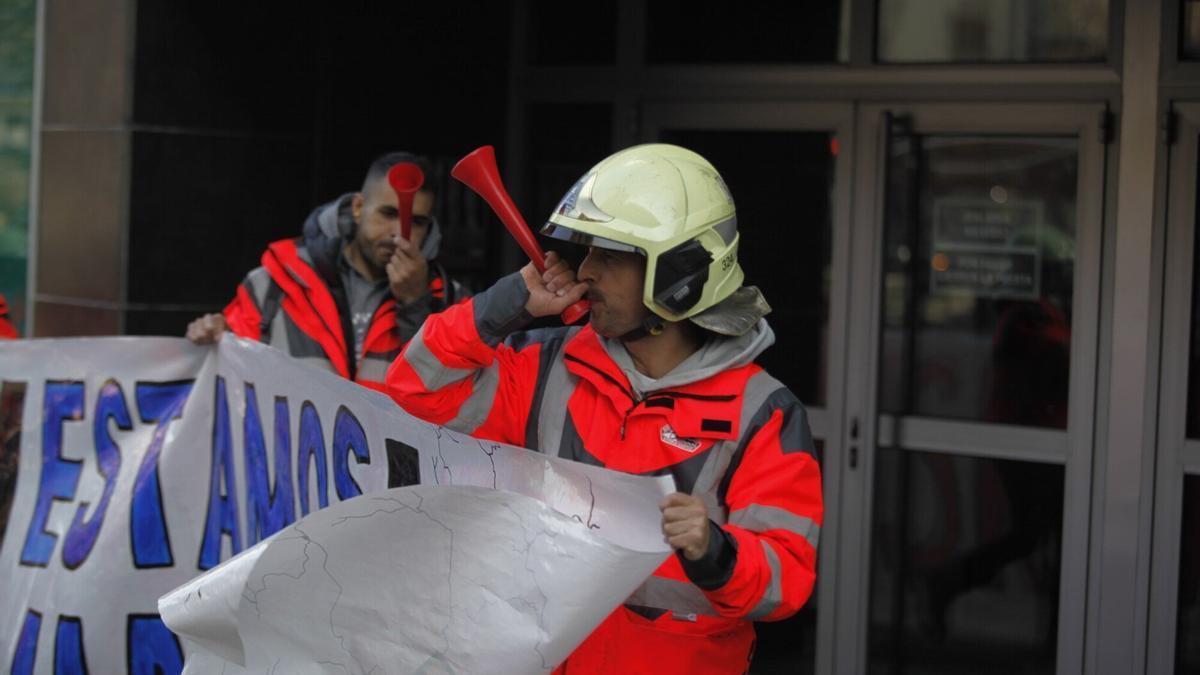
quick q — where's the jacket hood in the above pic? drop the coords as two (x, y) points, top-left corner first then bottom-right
(301, 192), (444, 262)
(601, 318), (776, 397)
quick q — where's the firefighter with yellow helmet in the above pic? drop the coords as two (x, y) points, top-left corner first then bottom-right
(388, 143), (822, 673)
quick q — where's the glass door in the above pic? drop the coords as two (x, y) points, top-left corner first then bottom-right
(641, 102), (855, 675)
(839, 104), (1105, 675)
(1149, 102), (1200, 675)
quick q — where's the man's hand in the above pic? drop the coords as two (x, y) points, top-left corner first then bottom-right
(660, 492), (711, 561)
(521, 252), (587, 318)
(386, 234), (430, 305)
(186, 313), (227, 345)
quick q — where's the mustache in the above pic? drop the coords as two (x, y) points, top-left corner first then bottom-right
(585, 289), (604, 303)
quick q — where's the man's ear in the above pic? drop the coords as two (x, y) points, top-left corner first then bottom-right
(351, 192), (364, 222)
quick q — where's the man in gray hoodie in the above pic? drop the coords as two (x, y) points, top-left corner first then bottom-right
(186, 151), (469, 391)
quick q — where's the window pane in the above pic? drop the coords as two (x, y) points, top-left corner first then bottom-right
(869, 449), (1063, 674)
(880, 132), (1077, 428)
(1179, 475), (1200, 673)
(659, 129), (836, 408)
(0, 0), (35, 334)
(528, 0), (617, 65)
(1186, 138), (1200, 438)
(647, 1), (847, 64)
(878, 0), (1108, 63)
(1184, 0), (1200, 60)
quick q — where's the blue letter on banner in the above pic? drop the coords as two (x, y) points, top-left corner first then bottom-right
(21, 381), (85, 566)
(332, 405), (369, 500)
(63, 379), (130, 569)
(243, 384), (295, 545)
(54, 615), (88, 675)
(10, 609), (41, 675)
(296, 401), (328, 517)
(127, 614), (183, 675)
(131, 380), (194, 568)
(199, 376), (241, 570)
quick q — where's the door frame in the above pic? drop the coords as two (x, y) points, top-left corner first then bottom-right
(837, 102), (1106, 675)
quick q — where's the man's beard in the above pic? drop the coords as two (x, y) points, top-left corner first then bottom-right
(358, 237), (388, 277)
(587, 290), (652, 340)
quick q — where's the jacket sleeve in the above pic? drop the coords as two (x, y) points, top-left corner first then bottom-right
(385, 272), (547, 446)
(682, 392), (823, 621)
(222, 275), (264, 341)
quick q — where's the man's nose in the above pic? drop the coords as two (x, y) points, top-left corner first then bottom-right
(385, 216), (404, 239)
(577, 250), (599, 283)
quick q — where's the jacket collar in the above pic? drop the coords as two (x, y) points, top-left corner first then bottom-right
(562, 326), (746, 441)
(563, 326), (639, 407)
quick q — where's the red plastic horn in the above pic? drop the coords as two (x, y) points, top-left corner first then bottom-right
(451, 146), (589, 325)
(386, 162), (425, 241)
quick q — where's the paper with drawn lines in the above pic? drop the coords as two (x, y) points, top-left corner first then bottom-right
(161, 470), (674, 673)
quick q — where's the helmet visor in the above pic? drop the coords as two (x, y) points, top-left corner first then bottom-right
(540, 222), (643, 254)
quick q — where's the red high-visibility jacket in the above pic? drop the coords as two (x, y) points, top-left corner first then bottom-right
(0, 294), (17, 339)
(223, 238), (463, 392)
(387, 273), (822, 674)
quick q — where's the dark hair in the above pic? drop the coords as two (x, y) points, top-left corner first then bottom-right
(362, 151), (436, 197)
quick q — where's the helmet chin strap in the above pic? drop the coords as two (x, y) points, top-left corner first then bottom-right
(618, 312), (665, 343)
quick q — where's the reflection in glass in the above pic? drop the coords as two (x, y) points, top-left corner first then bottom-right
(869, 449), (1062, 674)
(660, 129), (836, 407)
(878, 0), (1108, 63)
(0, 0), (35, 334)
(647, 1), (847, 63)
(880, 130), (1077, 428)
(1179, 475), (1200, 673)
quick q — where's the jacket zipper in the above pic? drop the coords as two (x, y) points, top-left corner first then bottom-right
(565, 354), (642, 439)
(620, 400), (641, 440)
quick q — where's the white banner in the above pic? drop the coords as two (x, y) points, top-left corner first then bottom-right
(0, 336), (672, 674)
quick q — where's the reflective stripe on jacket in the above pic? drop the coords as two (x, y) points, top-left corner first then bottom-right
(223, 238), (462, 392)
(387, 273), (823, 674)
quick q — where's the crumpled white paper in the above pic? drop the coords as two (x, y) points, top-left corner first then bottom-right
(161, 479), (674, 674)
